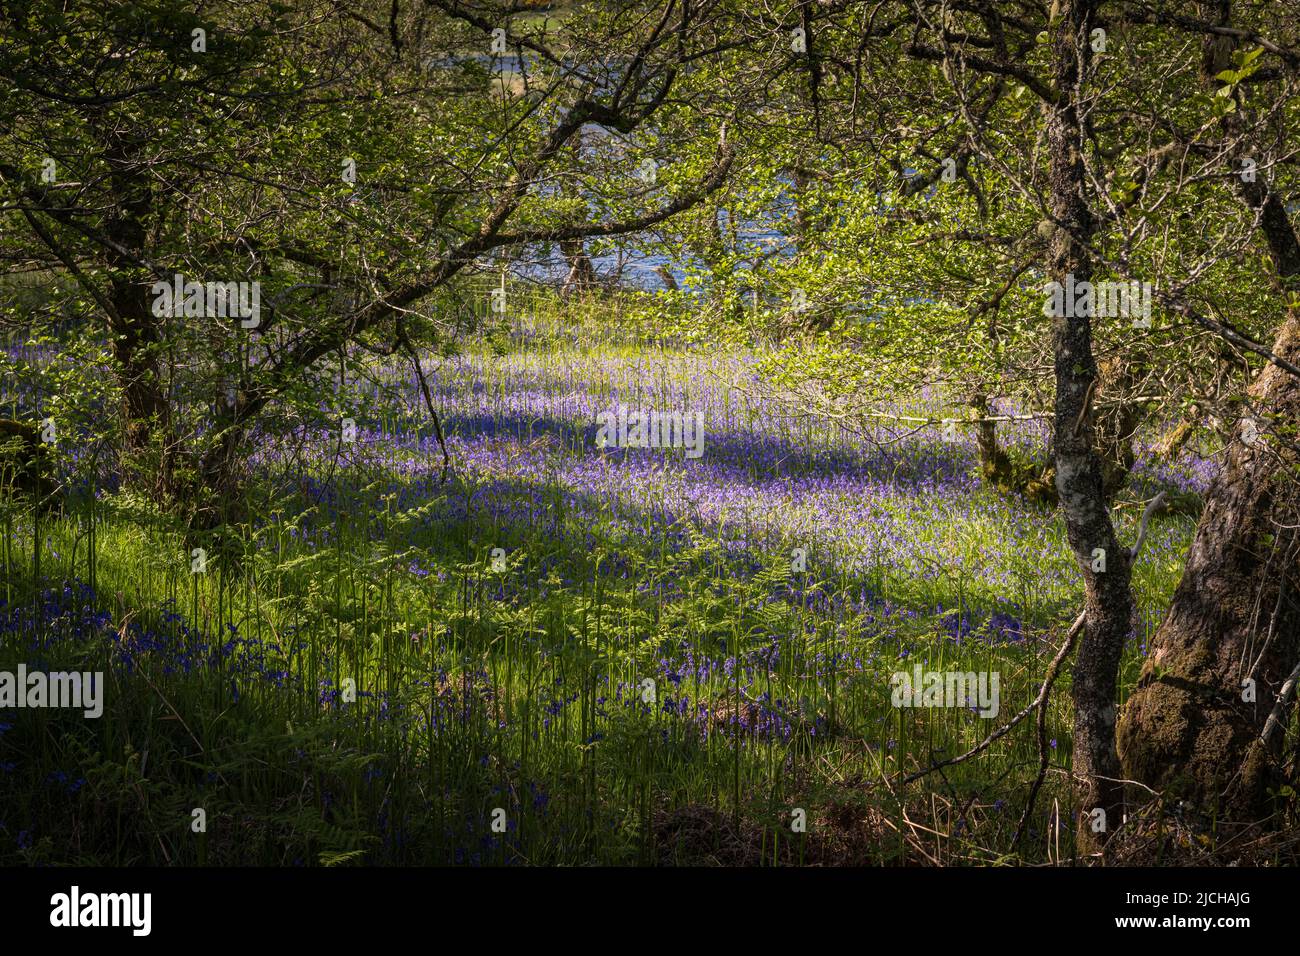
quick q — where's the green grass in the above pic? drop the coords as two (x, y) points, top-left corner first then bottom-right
(0, 299), (1203, 866)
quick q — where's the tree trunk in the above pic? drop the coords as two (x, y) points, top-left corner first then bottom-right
(195, 419), (250, 528)
(1118, 308), (1300, 815)
(102, 128), (178, 499)
(1044, 0), (1135, 853)
(559, 135), (595, 297)
(969, 394), (1058, 505)
(971, 393), (1011, 480)
(560, 238), (596, 295)
(1118, 27), (1300, 810)
(1095, 355), (1144, 500)
(108, 285), (175, 493)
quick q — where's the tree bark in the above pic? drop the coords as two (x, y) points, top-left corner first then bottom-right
(1117, 14), (1300, 809)
(195, 420), (249, 528)
(969, 394), (1058, 505)
(1044, 0), (1134, 853)
(1118, 308), (1300, 815)
(1096, 361), (1144, 500)
(102, 127), (177, 498)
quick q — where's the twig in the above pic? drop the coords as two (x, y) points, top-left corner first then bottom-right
(1013, 491), (1167, 847)
(1129, 491), (1168, 559)
(886, 634), (1078, 790)
(1011, 610), (1085, 847)
(395, 317), (453, 483)
(1260, 657), (1300, 748)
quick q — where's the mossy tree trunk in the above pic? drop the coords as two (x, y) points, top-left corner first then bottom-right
(968, 394), (1058, 506)
(1118, 308), (1300, 814)
(1118, 0), (1300, 820)
(1095, 356), (1145, 500)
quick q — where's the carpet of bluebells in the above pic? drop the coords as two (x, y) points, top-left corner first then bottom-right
(0, 316), (1211, 864)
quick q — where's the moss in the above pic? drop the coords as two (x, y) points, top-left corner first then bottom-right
(1152, 419), (1195, 460)
(978, 445), (1059, 506)
(1119, 644), (1271, 816)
